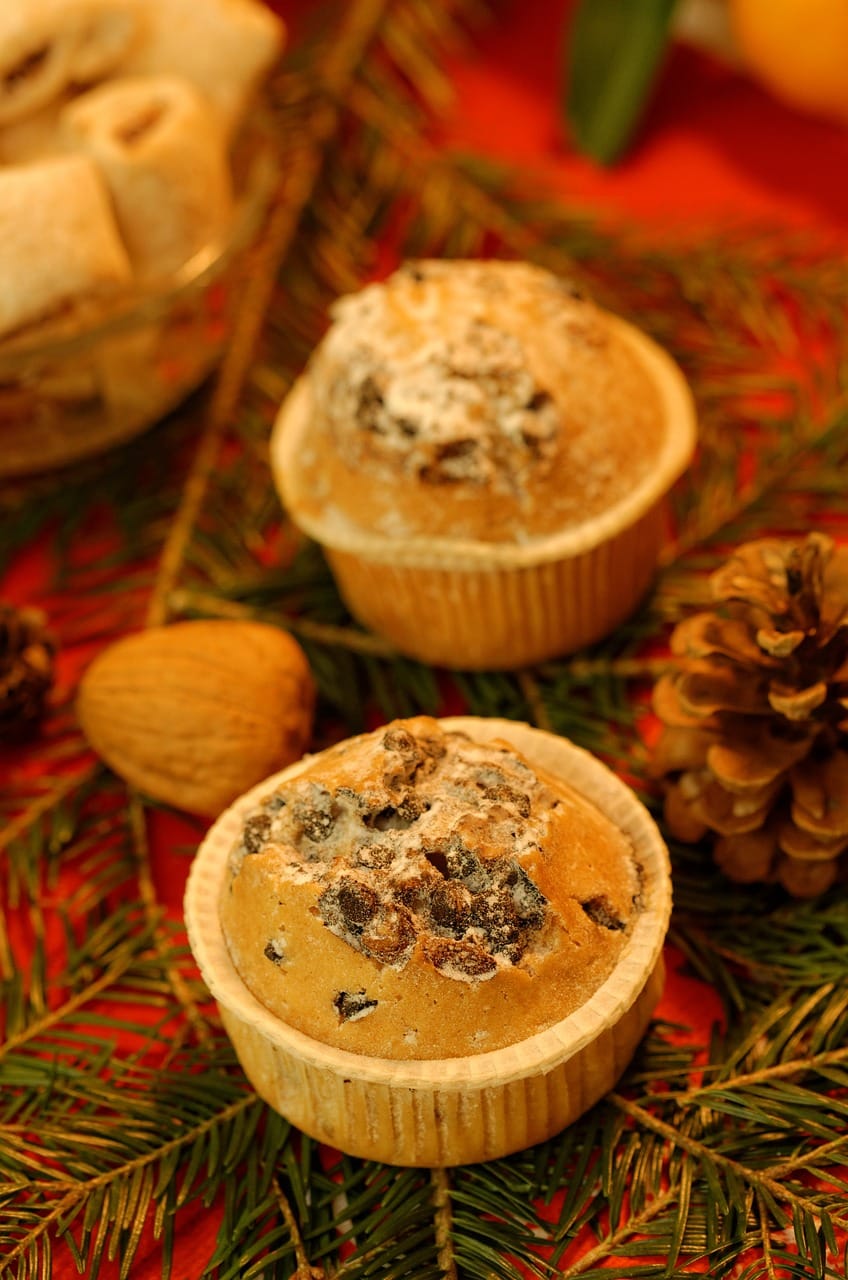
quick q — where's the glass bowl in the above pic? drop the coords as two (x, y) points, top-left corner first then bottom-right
(0, 116), (279, 479)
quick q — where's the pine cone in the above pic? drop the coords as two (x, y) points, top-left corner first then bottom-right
(0, 603), (56, 742)
(651, 533), (848, 897)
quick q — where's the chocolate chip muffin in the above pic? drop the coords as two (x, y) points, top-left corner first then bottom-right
(270, 259), (696, 669)
(188, 715), (671, 1162)
(219, 715), (643, 1060)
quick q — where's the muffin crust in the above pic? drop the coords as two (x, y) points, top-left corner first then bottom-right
(219, 716), (643, 1059)
(293, 260), (665, 544)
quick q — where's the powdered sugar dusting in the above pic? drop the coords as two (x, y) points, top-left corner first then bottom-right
(310, 260), (600, 493)
(229, 717), (560, 982)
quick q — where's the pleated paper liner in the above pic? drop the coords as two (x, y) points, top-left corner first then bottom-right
(185, 717), (672, 1167)
(270, 313), (696, 670)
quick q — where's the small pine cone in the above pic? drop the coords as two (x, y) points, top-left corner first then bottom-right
(651, 533), (848, 897)
(0, 603), (56, 742)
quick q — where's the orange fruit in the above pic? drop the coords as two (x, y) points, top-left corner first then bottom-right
(729, 0), (848, 123)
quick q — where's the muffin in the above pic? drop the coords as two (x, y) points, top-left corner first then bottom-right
(185, 716), (671, 1165)
(270, 260), (697, 670)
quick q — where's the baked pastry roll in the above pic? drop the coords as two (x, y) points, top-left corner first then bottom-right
(62, 76), (234, 278)
(122, 0), (285, 136)
(0, 0), (139, 126)
(0, 155), (131, 337)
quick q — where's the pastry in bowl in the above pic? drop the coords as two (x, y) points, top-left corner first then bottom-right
(270, 259), (697, 670)
(185, 715), (671, 1166)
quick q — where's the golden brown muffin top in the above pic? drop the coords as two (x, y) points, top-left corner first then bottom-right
(296, 260), (666, 543)
(220, 718), (644, 1057)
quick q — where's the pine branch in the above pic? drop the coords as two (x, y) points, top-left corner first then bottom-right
(609, 1092), (848, 1230)
(0, 765), (96, 858)
(0, 1088), (260, 1276)
(127, 792), (213, 1049)
(146, 0), (400, 631)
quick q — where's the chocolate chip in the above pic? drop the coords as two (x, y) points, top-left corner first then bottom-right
(400, 792), (430, 819)
(263, 794), (287, 815)
(333, 990), (378, 1022)
(470, 892), (523, 952)
(355, 375), (384, 430)
(295, 786), (335, 842)
(242, 813), (271, 854)
(425, 938), (497, 978)
(303, 811), (334, 842)
(445, 844), (490, 892)
(430, 881), (472, 934)
(478, 782), (531, 818)
(336, 877), (380, 928)
(525, 389), (553, 412)
(420, 439), (479, 485)
(581, 896), (625, 931)
(499, 938), (529, 965)
(436, 439), (476, 461)
(263, 939), (285, 964)
(363, 793), (427, 831)
(507, 862), (548, 923)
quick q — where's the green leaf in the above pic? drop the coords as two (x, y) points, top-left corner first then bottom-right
(565, 0), (681, 165)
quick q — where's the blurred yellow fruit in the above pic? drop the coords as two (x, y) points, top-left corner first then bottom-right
(729, 0), (848, 123)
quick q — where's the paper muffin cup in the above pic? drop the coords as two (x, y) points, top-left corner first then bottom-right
(184, 717), (671, 1167)
(270, 314), (697, 670)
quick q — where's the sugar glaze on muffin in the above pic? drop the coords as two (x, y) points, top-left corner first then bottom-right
(295, 260), (666, 544)
(220, 717), (644, 1060)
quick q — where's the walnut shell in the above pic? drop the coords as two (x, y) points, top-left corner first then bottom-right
(77, 620), (315, 817)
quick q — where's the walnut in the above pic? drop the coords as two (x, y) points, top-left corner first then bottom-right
(581, 896), (624, 931)
(76, 620), (315, 818)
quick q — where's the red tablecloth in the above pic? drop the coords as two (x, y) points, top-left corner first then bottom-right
(3, 1), (847, 1275)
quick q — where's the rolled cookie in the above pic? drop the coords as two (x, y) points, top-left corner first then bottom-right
(62, 75), (234, 278)
(0, 154), (131, 337)
(122, 0), (285, 136)
(0, 0), (139, 126)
